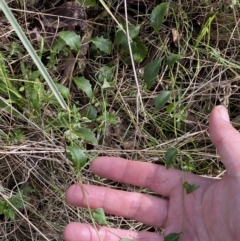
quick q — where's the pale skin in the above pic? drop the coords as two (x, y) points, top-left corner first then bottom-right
(63, 106), (240, 241)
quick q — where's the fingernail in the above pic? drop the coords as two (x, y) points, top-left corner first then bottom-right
(217, 106), (230, 122)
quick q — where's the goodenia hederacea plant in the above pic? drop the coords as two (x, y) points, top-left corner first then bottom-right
(0, 0), (68, 111)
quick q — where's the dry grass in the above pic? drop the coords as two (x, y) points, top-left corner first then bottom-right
(0, 0), (240, 240)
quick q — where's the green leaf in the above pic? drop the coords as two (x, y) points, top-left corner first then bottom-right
(0, 54), (24, 105)
(85, 105), (98, 120)
(166, 103), (174, 114)
(67, 146), (87, 170)
(74, 128), (98, 145)
(128, 24), (141, 39)
(5, 208), (15, 220)
(114, 24), (141, 45)
(164, 232), (181, 241)
(58, 31), (81, 51)
(165, 147), (178, 169)
(0, 200), (4, 214)
(127, 36), (147, 63)
(98, 65), (114, 83)
(166, 54), (181, 67)
(73, 77), (93, 99)
(9, 195), (25, 210)
(52, 38), (66, 54)
(183, 182), (200, 194)
(120, 36), (147, 63)
(144, 59), (162, 89)
(150, 3), (169, 34)
(102, 79), (111, 89)
(0, 100), (25, 120)
(155, 90), (170, 110)
(92, 208), (108, 225)
(77, 0), (97, 7)
(92, 36), (112, 54)
(114, 29), (127, 45)
(55, 83), (70, 99)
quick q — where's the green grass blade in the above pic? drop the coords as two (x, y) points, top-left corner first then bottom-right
(0, 0), (69, 111)
(99, 0), (126, 34)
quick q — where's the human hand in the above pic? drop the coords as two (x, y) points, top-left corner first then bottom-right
(63, 106), (240, 241)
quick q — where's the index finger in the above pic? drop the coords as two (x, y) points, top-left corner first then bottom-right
(90, 157), (209, 197)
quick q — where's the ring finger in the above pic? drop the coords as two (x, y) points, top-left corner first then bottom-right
(66, 184), (168, 227)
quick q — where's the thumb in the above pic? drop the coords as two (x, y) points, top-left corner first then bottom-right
(209, 105), (240, 177)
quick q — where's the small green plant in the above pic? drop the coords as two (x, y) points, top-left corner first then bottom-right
(92, 36), (113, 55)
(97, 65), (115, 88)
(114, 22), (147, 63)
(0, 53), (24, 107)
(166, 103), (187, 125)
(91, 208), (108, 225)
(183, 182), (200, 194)
(0, 187), (32, 220)
(8, 129), (25, 145)
(5, 42), (24, 59)
(0, 0), (68, 110)
(67, 145), (87, 172)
